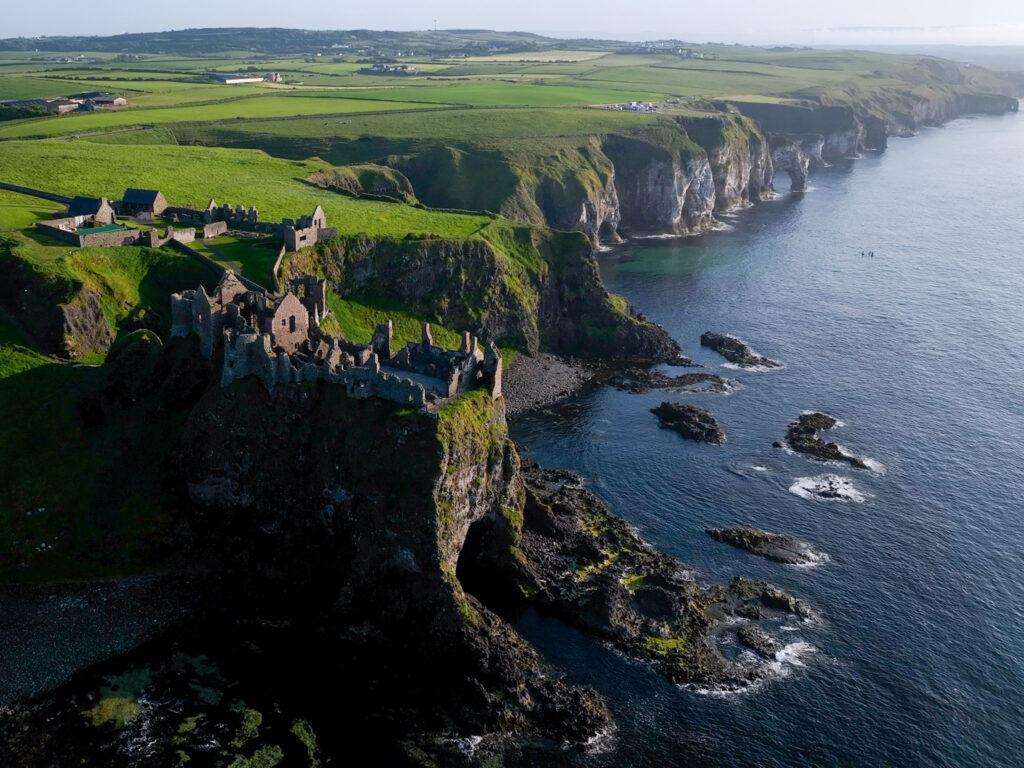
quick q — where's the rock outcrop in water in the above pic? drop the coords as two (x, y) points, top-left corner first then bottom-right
(651, 402), (726, 444)
(485, 465), (815, 689)
(783, 412), (868, 469)
(608, 367), (733, 394)
(707, 527), (824, 565)
(701, 331), (782, 369)
(737, 623), (784, 658)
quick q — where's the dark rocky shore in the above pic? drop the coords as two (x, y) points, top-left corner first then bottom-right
(707, 527), (825, 566)
(700, 331), (782, 369)
(781, 412), (868, 469)
(502, 465), (813, 688)
(651, 402), (726, 444)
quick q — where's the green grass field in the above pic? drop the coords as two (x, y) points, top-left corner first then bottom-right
(0, 140), (493, 240)
(200, 234), (281, 288)
(3, 45), (1008, 144)
(0, 189), (63, 230)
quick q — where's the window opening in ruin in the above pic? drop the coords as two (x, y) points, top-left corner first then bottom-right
(289, 316), (296, 333)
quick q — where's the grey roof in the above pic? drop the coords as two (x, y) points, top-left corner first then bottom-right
(67, 196), (105, 216)
(123, 188), (162, 205)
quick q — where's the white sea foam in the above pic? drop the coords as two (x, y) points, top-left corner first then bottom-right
(448, 735), (483, 757)
(721, 361), (784, 373)
(790, 550), (832, 569)
(751, 465), (769, 472)
(580, 727), (617, 754)
(687, 641), (817, 697)
(789, 474), (868, 503)
(861, 456), (886, 474)
(768, 641), (817, 676)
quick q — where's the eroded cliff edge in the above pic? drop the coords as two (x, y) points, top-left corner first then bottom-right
(1, 347), (813, 765)
(177, 76), (1018, 250)
(282, 227), (682, 361)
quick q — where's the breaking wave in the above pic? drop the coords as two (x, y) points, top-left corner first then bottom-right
(789, 474), (868, 503)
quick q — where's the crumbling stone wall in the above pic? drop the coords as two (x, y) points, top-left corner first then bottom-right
(267, 292), (309, 352)
(173, 272), (501, 410)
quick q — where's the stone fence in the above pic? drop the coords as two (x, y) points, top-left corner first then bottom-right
(0, 181), (72, 205)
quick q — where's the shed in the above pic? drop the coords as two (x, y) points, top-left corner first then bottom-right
(121, 188), (168, 216)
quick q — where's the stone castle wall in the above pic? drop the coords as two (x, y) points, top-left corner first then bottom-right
(173, 272), (501, 411)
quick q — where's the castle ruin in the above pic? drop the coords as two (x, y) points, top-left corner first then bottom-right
(171, 271), (502, 410)
(165, 200), (337, 252)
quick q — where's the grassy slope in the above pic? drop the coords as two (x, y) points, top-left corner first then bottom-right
(0, 139), (492, 239)
(0, 244), (218, 581)
(0, 186), (221, 581)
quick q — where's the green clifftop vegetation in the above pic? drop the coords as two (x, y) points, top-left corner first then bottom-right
(0, 33), (1017, 584)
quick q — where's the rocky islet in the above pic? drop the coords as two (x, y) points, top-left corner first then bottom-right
(700, 331), (782, 369)
(706, 527), (825, 566)
(650, 401), (727, 444)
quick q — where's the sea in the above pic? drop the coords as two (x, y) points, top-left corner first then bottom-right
(511, 109), (1024, 767)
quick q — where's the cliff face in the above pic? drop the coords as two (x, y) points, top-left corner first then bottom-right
(769, 135), (817, 191)
(283, 228), (682, 361)
(734, 89), (1019, 161)
(0, 244), (114, 360)
(677, 114), (775, 210)
(173, 382), (609, 745)
(601, 132), (717, 234)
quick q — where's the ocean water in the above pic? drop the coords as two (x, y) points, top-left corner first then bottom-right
(512, 111), (1024, 767)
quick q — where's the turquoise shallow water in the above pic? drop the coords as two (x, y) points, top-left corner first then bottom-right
(512, 109), (1024, 767)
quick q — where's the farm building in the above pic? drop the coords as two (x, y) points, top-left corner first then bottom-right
(120, 188), (168, 216)
(211, 73), (266, 85)
(66, 196), (116, 225)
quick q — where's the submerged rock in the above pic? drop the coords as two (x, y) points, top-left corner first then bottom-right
(700, 331), (781, 369)
(737, 623), (784, 659)
(725, 576), (818, 622)
(789, 474), (867, 503)
(784, 412), (868, 469)
(651, 402), (726, 444)
(608, 367), (735, 394)
(706, 527), (824, 565)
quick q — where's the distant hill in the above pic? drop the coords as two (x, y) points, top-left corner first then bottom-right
(0, 27), (624, 56)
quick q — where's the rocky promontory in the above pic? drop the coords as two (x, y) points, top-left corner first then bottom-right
(782, 412), (868, 469)
(493, 464), (816, 689)
(707, 527), (824, 565)
(651, 401), (726, 444)
(700, 331), (782, 369)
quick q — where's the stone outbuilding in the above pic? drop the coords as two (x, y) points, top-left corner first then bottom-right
(120, 188), (168, 216)
(66, 196), (116, 225)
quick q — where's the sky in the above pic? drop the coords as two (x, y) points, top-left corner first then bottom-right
(5, 0), (1024, 46)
